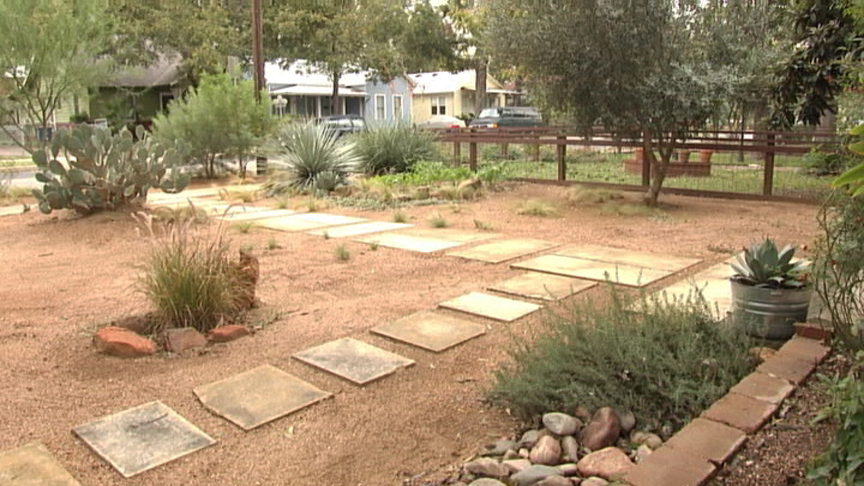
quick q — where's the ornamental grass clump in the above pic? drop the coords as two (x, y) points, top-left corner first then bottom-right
(353, 124), (437, 175)
(490, 287), (755, 431)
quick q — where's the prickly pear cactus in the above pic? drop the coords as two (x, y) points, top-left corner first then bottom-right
(32, 125), (190, 214)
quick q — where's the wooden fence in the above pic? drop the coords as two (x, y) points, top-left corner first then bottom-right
(434, 127), (845, 201)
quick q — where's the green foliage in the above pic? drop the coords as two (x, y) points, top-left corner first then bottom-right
(335, 244), (351, 261)
(730, 238), (809, 289)
(153, 73), (273, 178)
(393, 210), (408, 223)
(31, 125), (189, 215)
(516, 199), (558, 217)
(806, 354), (864, 485)
(490, 288), (755, 428)
(354, 124), (437, 175)
(368, 161), (513, 188)
(264, 123), (359, 195)
(137, 217), (247, 333)
(834, 124), (864, 197)
(428, 212), (448, 228)
(805, 150), (858, 177)
(814, 191), (864, 352)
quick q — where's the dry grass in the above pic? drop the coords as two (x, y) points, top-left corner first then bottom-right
(516, 199), (558, 217)
(428, 212), (448, 228)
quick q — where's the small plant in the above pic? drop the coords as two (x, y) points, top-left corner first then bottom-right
(222, 188), (257, 203)
(353, 124), (437, 175)
(450, 204), (462, 213)
(393, 210), (408, 223)
(369, 241), (379, 251)
(474, 219), (494, 230)
(322, 231), (330, 240)
(306, 198), (326, 212)
(516, 199), (558, 217)
(266, 237), (281, 250)
(274, 197), (291, 209)
(232, 221), (254, 234)
(567, 185), (625, 205)
(428, 212), (448, 228)
(335, 244), (351, 261)
(730, 238), (809, 289)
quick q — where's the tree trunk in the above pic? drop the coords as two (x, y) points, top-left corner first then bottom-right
(331, 71), (341, 116)
(473, 57), (487, 117)
(643, 137), (673, 206)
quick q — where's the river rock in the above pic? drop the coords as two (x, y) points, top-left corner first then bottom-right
(582, 478), (609, 486)
(557, 463), (578, 476)
(483, 439), (517, 456)
(465, 458), (509, 479)
(503, 449), (521, 460)
(530, 435), (562, 465)
(469, 479), (507, 486)
(618, 411), (636, 434)
(634, 444), (653, 463)
(561, 435), (579, 461)
(576, 447), (634, 480)
(502, 459), (532, 474)
(543, 412), (581, 436)
(520, 429), (541, 448)
(580, 407), (621, 451)
(511, 465), (563, 486)
(631, 431), (663, 449)
(573, 406), (592, 422)
(534, 476), (572, 486)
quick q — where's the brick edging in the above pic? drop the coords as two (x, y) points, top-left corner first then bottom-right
(622, 334), (831, 486)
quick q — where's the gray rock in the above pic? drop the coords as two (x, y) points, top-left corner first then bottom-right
(534, 476), (572, 486)
(502, 458), (532, 474)
(511, 465), (564, 486)
(465, 457), (509, 478)
(581, 478), (609, 486)
(561, 435), (580, 461)
(529, 435), (562, 465)
(519, 429), (541, 448)
(542, 413), (582, 436)
(557, 463), (579, 476)
(580, 408), (621, 451)
(483, 439), (517, 456)
(618, 411), (636, 434)
(469, 479), (507, 486)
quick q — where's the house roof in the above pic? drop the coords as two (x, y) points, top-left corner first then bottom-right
(408, 70), (505, 95)
(100, 53), (184, 88)
(270, 85), (367, 97)
(265, 60), (367, 88)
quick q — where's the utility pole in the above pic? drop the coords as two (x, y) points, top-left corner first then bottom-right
(251, 0), (267, 175)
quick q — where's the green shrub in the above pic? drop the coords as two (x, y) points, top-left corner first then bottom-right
(137, 217), (248, 332)
(32, 125), (190, 215)
(393, 210), (408, 223)
(804, 150), (858, 177)
(263, 123), (359, 195)
(353, 124), (437, 175)
(806, 354), (864, 485)
(481, 144), (524, 161)
(490, 288), (755, 430)
(371, 161), (472, 187)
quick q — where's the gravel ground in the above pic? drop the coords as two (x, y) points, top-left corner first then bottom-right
(0, 183), (822, 485)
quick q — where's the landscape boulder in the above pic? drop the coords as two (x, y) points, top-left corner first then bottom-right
(576, 447), (634, 480)
(93, 327), (156, 358)
(165, 328), (207, 354)
(208, 325), (250, 343)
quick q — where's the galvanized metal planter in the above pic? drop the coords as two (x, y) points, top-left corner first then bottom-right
(730, 280), (813, 340)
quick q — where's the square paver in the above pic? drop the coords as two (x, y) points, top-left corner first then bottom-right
(655, 279), (734, 318)
(0, 442), (81, 485)
(215, 208), (296, 221)
(307, 221), (413, 238)
(400, 228), (499, 244)
(447, 238), (560, 263)
(512, 255), (672, 287)
(293, 338), (415, 385)
(439, 292), (542, 322)
(489, 273), (596, 301)
(664, 418), (747, 464)
(729, 372), (796, 404)
(194, 365), (332, 430)
(371, 311), (486, 352)
(555, 244), (701, 271)
(257, 213), (365, 232)
(0, 206), (23, 217)
(756, 354), (817, 385)
(624, 445), (717, 486)
(354, 233), (463, 253)
(700, 392), (778, 434)
(294, 212), (368, 225)
(73, 401), (216, 478)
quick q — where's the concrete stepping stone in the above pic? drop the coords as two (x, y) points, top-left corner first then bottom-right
(214, 208), (296, 221)
(149, 198), (224, 210)
(0, 205), (24, 217)
(354, 233), (463, 253)
(307, 221), (412, 238)
(257, 213), (366, 232)
(0, 442), (81, 485)
(72, 401), (215, 478)
(512, 255), (671, 287)
(447, 238), (560, 263)
(439, 291), (542, 322)
(652, 262), (735, 317)
(194, 365), (332, 431)
(400, 228), (499, 244)
(489, 272), (597, 301)
(371, 311), (486, 352)
(555, 244), (700, 272)
(293, 338), (415, 385)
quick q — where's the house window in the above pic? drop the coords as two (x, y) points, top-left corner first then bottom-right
(431, 96), (446, 116)
(393, 95), (403, 120)
(375, 94), (386, 120)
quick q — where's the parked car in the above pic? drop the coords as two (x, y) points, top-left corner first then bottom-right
(416, 115), (466, 130)
(314, 114), (366, 137)
(469, 106), (543, 128)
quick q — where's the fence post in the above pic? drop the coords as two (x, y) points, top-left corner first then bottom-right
(641, 130), (651, 187)
(453, 139), (461, 167)
(531, 131), (540, 161)
(557, 132), (566, 181)
(763, 133), (775, 195)
(469, 128), (478, 172)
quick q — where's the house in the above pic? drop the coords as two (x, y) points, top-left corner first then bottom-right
(265, 61), (412, 124)
(407, 70), (518, 125)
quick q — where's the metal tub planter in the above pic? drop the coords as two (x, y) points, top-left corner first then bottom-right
(731, 280), (812, 339)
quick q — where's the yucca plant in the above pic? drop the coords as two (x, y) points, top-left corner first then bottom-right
(730, 238), (810, 289)
(263, 122), (359, 196)
(352, 124), (437, 175)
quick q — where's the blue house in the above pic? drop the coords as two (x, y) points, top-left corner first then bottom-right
(265, 61), (412, 124)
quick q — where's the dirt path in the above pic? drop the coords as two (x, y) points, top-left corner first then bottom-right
(0, 184), (821, 485)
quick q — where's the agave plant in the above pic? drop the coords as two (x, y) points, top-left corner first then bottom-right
(263, 122), (359, 196)
(730, 238), (810, 289)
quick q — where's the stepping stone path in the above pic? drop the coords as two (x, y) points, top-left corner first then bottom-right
(214, 208), (294, 221)
(401, 228), (499, 244)
(73, 401), (215, 478)
(257, 213), (367, 232)
(354, 232), (465, 253)
(293, 338), (415, 385)
(555, 244), (700, 272)
(512, 255), (672, 287)
(0, 442), (81, 485)
(439, 291), (542, 322)
(194, 365), (332, 430)
(447, 238), (560, 263)
(307, 221), (413, 238)
(655, 262), (733, 316)
(371, 311), (487, 352)
(489, 273), (596, 301)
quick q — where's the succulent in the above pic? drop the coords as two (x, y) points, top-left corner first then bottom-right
(730, 238), (810, 289)
(31, 125), (190, 215)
